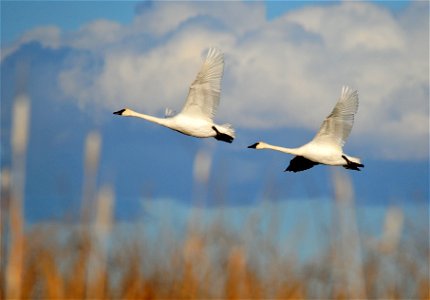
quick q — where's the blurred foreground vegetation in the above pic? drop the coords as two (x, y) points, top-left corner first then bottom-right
(1, 96), (428, 299)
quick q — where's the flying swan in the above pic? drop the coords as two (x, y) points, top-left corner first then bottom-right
(248, 86), (364, 172)
(113, 48), (235, 143)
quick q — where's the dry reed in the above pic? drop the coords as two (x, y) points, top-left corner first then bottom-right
(2, 97), (429, 299)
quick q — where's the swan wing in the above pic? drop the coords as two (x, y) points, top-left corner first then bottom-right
(180, 47), (224, 121)
(312, 86), (359, 147)
(285, 156), (319, 172)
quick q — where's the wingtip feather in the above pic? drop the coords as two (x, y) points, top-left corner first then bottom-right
(205, 47), (223, 63)
(341, 85), (358, 100)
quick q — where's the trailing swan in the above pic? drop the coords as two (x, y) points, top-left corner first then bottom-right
(113, 48), (235, 143)
(248, 86), (364, 172)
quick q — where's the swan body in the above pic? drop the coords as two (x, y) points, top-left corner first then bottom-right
(113, 48), (235, 143)
(248, 86), (364, 172)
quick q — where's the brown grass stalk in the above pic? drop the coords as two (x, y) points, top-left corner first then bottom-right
(6, 95), (30, 300)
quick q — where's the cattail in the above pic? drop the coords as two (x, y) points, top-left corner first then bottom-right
(192, 143), (213, 205)
(331, 169), (366, 299)
(6, 94), (30, 299)
(81, 131), (102, 223)
(225, 246), (247, 299)
(380, 207), (404, 253)
(86, 185), (114, 298)
(1, 168), (11, 300)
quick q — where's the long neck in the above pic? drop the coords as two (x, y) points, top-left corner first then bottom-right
(126, 110), (170, 127)
(261, 143), (302, 156)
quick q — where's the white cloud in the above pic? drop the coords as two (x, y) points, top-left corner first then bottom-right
(68, 20), (124, 50)
(1, 26), (61, 60)
(285, 2), (406, 51)
(132, 1), (266, 37)
(3, 1), (429, 160)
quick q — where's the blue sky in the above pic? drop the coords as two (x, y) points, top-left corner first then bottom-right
(1, 0), (428, 229)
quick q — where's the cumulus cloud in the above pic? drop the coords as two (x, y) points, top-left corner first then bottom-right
(3, 1), (429, 159)
(285, 2), (406, 51)
(132, 1), (266, 36)
(67, 20), (124, 50)
(1, 26), (61, 60)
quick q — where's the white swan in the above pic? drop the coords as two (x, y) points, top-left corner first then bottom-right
(113, 48), (235, 143)
(248, 86), (364, 172)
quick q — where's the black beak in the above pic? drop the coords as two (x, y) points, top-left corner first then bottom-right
(113, 109), (126, 115)
(248, 143), (259, 149)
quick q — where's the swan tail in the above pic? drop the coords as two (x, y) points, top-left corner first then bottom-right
(219, 123), (235, 138)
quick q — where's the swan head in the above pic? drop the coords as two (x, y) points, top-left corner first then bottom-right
(248, 142), (267, 149)
(113, 108), (134, 116)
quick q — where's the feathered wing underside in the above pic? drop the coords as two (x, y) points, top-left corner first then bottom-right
(312, 86), (359, 147)
(180, 47), (224, 120)
(285, 156), (319, 172)
(164, 107), (176, 118)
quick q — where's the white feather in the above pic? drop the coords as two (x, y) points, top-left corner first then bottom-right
(164, 107), (176, 118)
(180, 47), (224, 121)
(312, 86), (359, 147)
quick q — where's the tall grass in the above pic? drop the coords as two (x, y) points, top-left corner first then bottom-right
(1, 95), (429, 299)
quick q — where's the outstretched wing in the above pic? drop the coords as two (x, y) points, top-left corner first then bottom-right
(285, 156), (319, 172)
(312, 86), (359, 147)
(180, 47), (224, 120)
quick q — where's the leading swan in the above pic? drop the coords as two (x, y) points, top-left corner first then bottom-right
(248, 86), (364, 172)
(113, 48), (235, 143)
